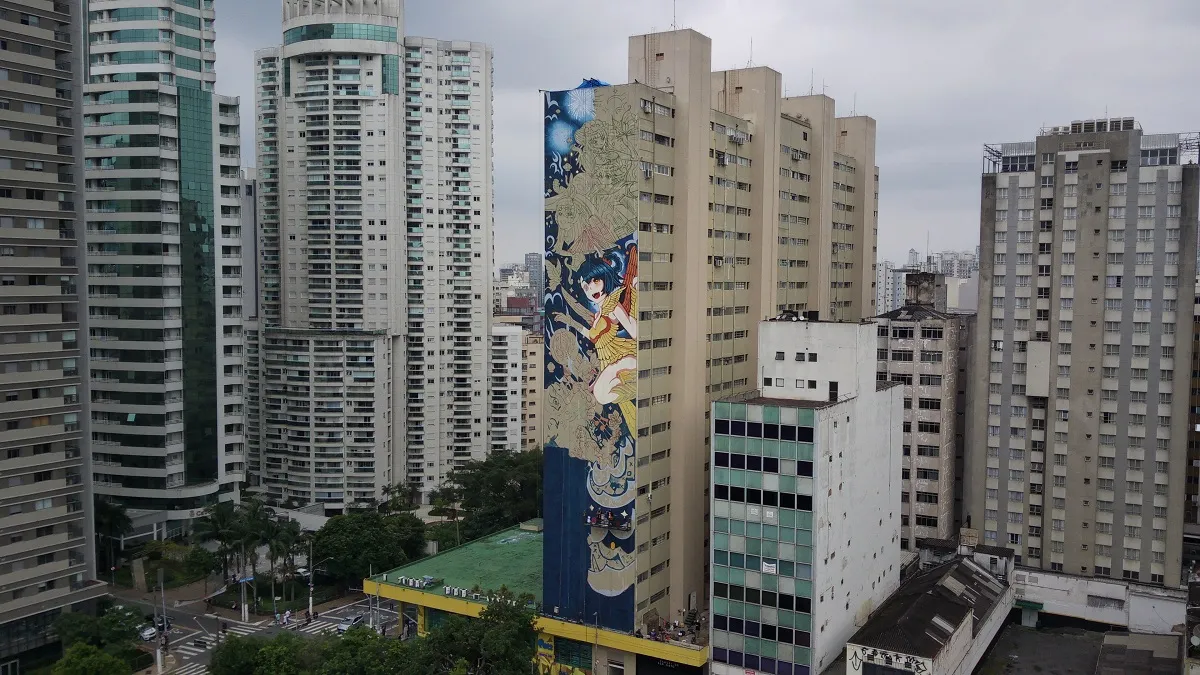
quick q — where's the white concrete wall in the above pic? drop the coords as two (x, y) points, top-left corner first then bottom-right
(1011, 567), (1186, 631)
(950, 586), (1013, 675)
(809, 347), (903, 670)
(930, 616), (972, 675)
(759, 320), (877, 404)
(844, 643), (933, 675)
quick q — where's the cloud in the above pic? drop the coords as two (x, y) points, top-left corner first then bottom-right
(216, 0), (1200, 266)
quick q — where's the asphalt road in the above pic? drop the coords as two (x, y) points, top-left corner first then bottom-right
(117, 595), (400, 674)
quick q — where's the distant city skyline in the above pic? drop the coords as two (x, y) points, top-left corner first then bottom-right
(208, 1), (1200, 266)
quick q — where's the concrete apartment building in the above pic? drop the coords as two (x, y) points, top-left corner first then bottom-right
(710, 319), (903, 674)
(965, 119), (1198, 585)
(249, 0), (495, 511)
(1186, 279), (1200, 564)
(487, 324), (521, 455)
(84, 0), (246, 534)
(541, 28), (878, 637)
(875, 272), (970, 546)
(0, 0), (107, 667)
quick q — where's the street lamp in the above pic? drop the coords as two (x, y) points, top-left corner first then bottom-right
(308, 538), (333, 617)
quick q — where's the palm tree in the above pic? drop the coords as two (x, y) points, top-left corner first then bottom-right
(193, 501), (238, 579)
(235, 499), (272, 611)
(93, 497), (132, 581)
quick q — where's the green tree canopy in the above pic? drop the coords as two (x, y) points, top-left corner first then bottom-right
(311, 511), (425, 586)
(207, 592), (535, 675)
(54, 604), (141, 655)
(438, 449), (543, 540)
(52, 643), (128, 675)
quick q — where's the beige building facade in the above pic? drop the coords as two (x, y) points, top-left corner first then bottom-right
(875, 273), (970, 546)
(0, 0), (107, 666)
(966, 119), (1198, 585)
(541, 28), (878, 631)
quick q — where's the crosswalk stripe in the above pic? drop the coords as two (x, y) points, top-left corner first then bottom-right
(175, 663), (207, 675)
(296, 621), (337, 634)
(175, 644), (206, 656)
(226, 625), (258, 635)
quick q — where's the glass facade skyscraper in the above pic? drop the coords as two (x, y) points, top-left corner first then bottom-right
(84, 0), (245, 532)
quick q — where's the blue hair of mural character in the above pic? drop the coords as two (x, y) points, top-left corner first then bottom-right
(576, 249), (626, 307)
(546, 119), (577, 157)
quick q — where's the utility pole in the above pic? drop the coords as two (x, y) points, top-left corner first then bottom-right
(240, 543), (249, 623)
(156, 567), (166, 674)
(307, 538), (314, 617)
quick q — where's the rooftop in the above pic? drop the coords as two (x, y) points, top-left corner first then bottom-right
(848, 558), (1007, 659)
(875, 304), (952, 322)
(375, 523), (544, 602)
(1096, 632), (1181, 675)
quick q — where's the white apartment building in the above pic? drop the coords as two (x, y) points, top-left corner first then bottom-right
(488, 324), (521, 455)
(84, 0), (245, 529)
(710, 318), (904, 674)
(251, 0), (493, 511)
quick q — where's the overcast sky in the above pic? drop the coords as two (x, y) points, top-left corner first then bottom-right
(217, 0), (1200, 267)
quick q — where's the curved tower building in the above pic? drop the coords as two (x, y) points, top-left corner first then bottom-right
(250, 0), (495, 512)
(85, 0), (245, 532)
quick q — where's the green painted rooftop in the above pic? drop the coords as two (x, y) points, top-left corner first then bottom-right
(374, 522), (544, 602)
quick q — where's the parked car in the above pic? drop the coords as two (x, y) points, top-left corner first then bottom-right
(294, 567), (309, 578)
(139, 625), (159, 641)
(154, 616), (172, 632)
(336, 614), (364, 634)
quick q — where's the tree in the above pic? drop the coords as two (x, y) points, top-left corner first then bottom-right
(236, 499), (273, 610)
(209, 635), (265, 675)
(439, 449), (543, 540)
(312, 511), (425, 587)
(317, 627), (400, 675)
(194, 501), (239, 577)
(184, 545), (221, 592)
(54, 605), (140, 656)
(52, 643), (127, 675)
(93, 497), (131, 577)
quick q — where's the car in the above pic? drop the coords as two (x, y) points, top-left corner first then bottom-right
(139, 625), (158, 642)
(294, 567), (309, 578)
(336, 614), (364, 634)
(154, 616), (172, 632)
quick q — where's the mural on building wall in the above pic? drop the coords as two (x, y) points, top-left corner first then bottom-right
(543, 83), (640, 632)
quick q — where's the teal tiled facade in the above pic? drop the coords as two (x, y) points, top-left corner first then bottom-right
(710, 401), (817, 675)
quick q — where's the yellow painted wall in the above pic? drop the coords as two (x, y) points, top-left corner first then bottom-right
(366, 580), (708, 668)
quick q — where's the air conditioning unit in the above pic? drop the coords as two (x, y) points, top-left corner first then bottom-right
(716, 155), (727, 167)
(641, 101), (653, 113)
(714, 257), (723, 267)
(642, 166), (652, 179)
(791, 151), (803, 161)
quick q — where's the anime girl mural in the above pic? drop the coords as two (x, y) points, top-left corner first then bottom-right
(542, 83), (642, 630)
(576, 244), (638, 431)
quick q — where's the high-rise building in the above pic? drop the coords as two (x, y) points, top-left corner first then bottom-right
(84, 0), (245, 531)
(1186, 279), (1200, 563)
(487, 324), (521, 454)
(250, 0), (493, 511)
(874, 272), (971, 545)
(709, 319), (903, 674)
(966, 118), (1198, 584)
(524, 251), (543, 310)
(541, 29), (878, 633)
(0, 0), (108, 665)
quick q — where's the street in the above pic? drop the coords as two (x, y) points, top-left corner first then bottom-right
(116, 594), (393, 674)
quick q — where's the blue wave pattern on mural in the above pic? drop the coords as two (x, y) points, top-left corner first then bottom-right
(542, 84), (640, 632)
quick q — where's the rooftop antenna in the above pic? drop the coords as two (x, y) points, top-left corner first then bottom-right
(851, 93), (856, 116)
(809, 69), (814, 95)
(747, 38), (753, 67)
(671, 0), (677, 30)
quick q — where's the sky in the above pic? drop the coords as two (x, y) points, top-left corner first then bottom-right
(216, 0), (1200, 267)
